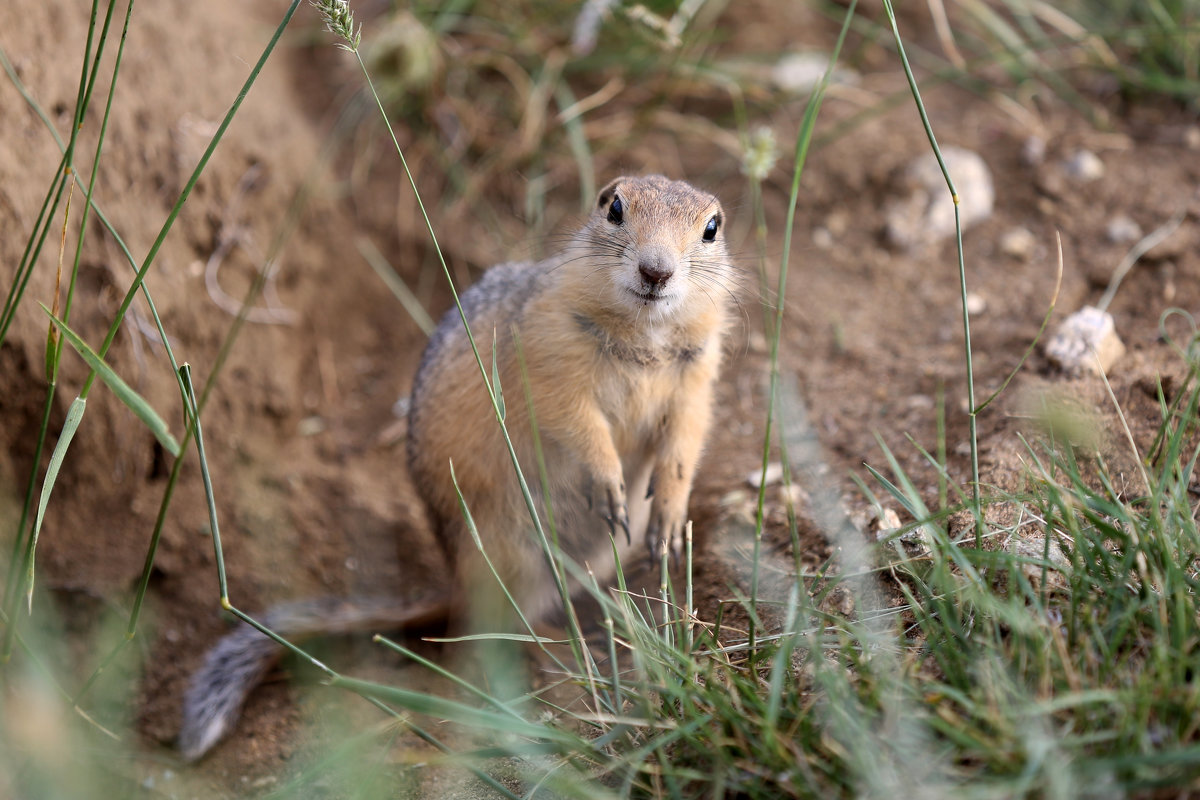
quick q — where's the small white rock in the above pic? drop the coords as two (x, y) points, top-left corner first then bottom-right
(1011, 534), (1069, 568)
(778, 482), (809, 506)
(772, 52), (857, 93)
(966, 292), (987, 315)
(906, 393), (935, 411)
(719, 489), (752, 511)
(999, 226), (1037, 260)
(1105, 214), (1143, 243)
(1062, 149), (1105, 182)
(747, 462), (784, 489)
(812, 227), (834, 249)
(1021, 135), (1046, 165)
(885, 146), (995, 249)
(1044, 306), (1125, 375)
(824, 211), (849, 236)
(873, 507), (903, 539)
(297, 416), (326, 436)
(1185, 126), (1200, 150)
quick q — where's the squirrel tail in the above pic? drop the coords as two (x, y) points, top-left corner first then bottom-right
(178, 596), (451, 761)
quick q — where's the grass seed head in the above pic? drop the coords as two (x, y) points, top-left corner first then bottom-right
(310, 0), (360, 51)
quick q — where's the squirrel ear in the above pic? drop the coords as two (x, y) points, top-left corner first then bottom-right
(597, 177), (630, 210)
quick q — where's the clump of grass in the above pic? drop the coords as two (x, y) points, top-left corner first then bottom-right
(889, 338), (1200, 792)
(927, 0), (1200, 112)
(1074, 0), (1200, 101)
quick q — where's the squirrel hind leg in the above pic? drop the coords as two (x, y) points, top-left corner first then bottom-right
(178, 622), (283, 762)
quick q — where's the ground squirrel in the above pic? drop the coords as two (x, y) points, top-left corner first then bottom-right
(179, 175), (736, 761)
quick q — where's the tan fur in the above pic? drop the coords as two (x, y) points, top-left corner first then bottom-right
(179, 175), (736, 760)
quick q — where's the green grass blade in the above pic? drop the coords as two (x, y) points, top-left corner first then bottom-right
(322, 7), (556, 577)
(354, 235), (436, 335)
(491, 327), (505, 422)
(327, 674), (580, 746)
(374, 634), (537, 721)
(180, 364), (230, 602)
(22, 396), (86, 613)
(863, 461), (927, 522)
(749, 0), (859, 657)
(43, 305), (180, 457)
(428, 632), (567, 645)
(54, 0), (137, 373)
(881, 0), (982, 544)
(554, 82), (596, 207)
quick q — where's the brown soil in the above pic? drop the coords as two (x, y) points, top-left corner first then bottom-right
(1, 1), (1198, 796)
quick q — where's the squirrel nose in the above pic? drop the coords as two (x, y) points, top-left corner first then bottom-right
(638, 250), (675, 288)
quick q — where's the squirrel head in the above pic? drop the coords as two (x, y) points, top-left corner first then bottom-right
(575, 175), (732, 324)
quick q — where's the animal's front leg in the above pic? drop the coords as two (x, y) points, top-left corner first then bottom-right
(645, 382), (714, 561)
(548, 404), (630, 543)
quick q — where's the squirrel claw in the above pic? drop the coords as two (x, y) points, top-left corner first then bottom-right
(604, 486), (631, 545)
(586, 477), (628, 543)
(644, 514), (682, 566)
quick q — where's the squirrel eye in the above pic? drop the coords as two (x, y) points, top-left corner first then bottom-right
(607, 196), (624, 225)
(702, 214), (720, 242)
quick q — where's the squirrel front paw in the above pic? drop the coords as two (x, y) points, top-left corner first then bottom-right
(585, 473), (630, 544)
(645, 500), (686, 563)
